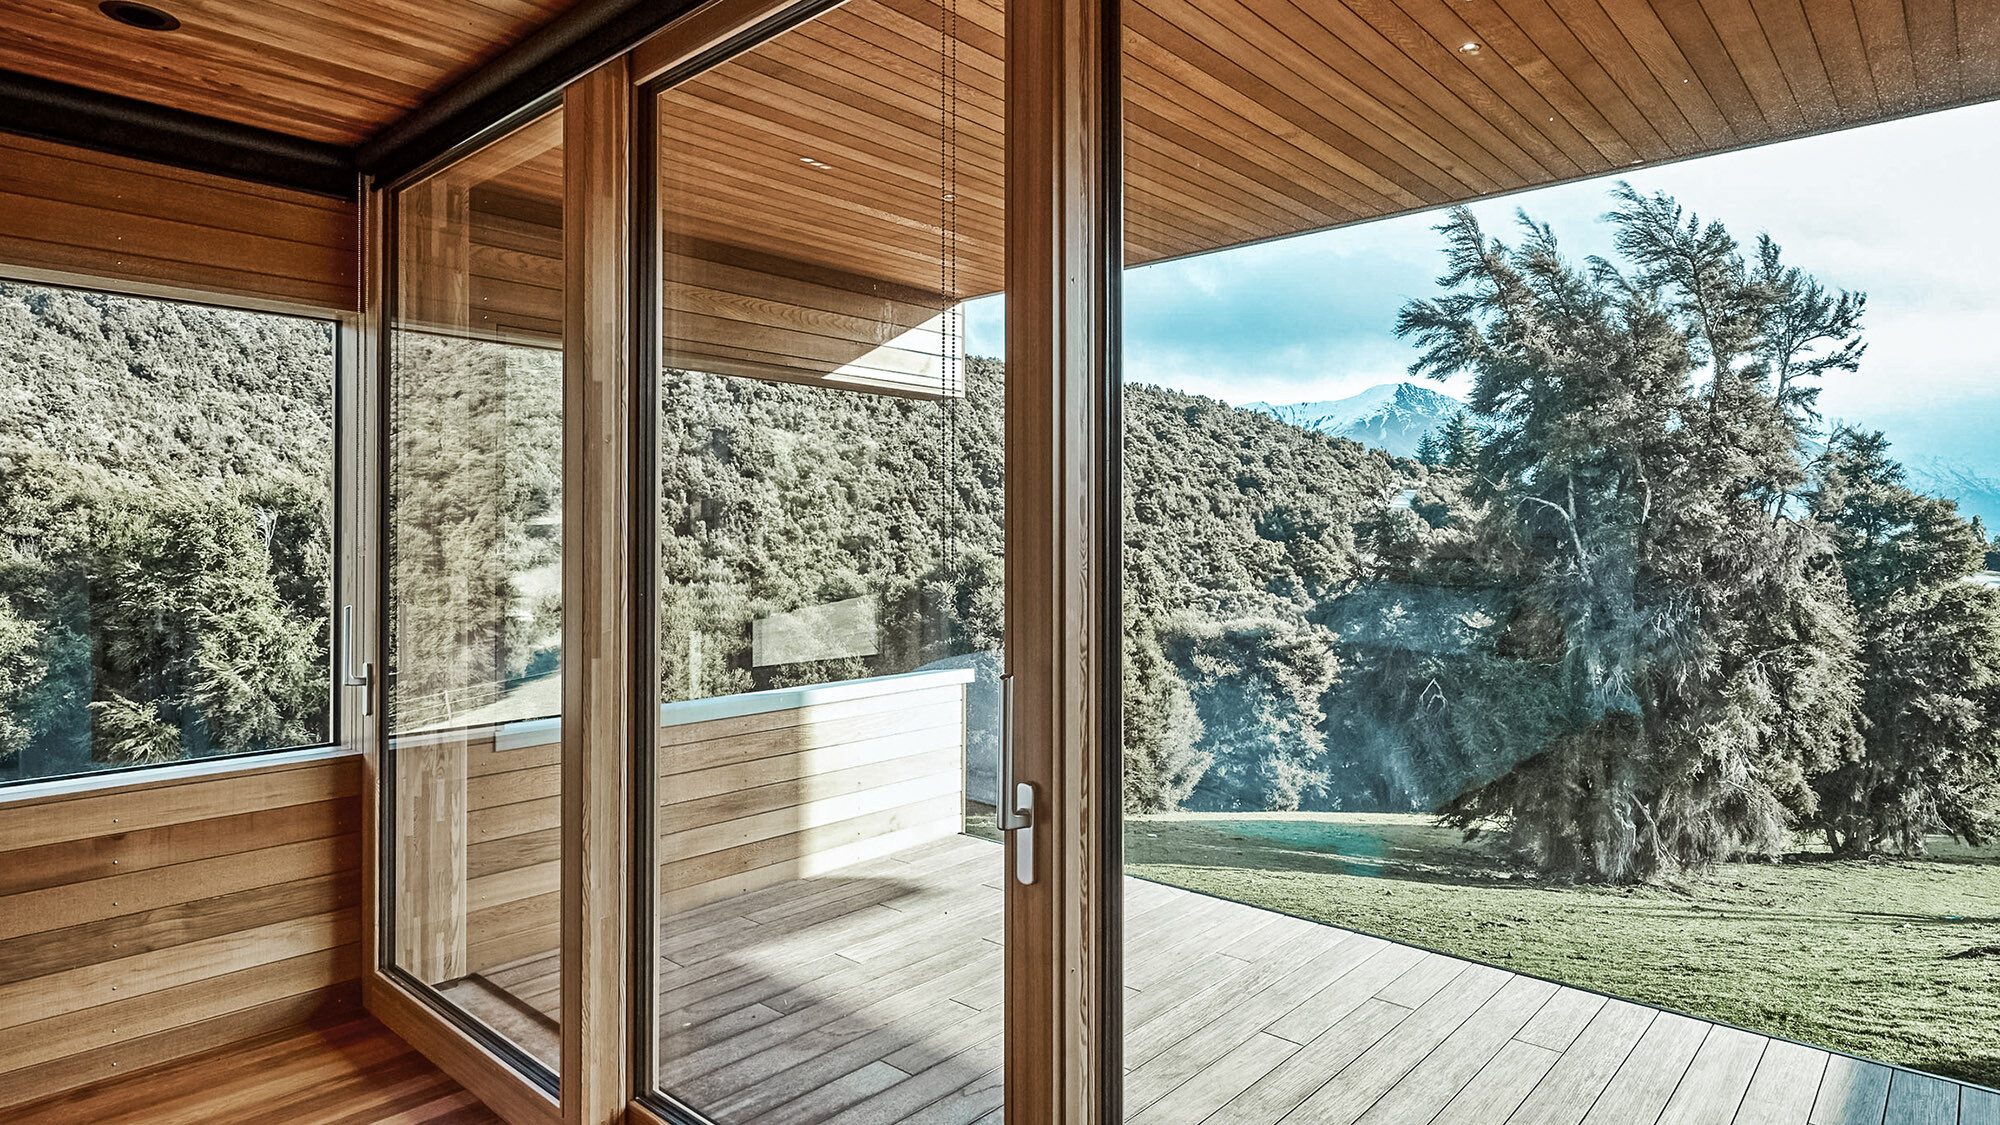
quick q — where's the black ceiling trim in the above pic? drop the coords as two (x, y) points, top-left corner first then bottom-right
(0, 68), (355, 200)
(357, 0), (706, 186)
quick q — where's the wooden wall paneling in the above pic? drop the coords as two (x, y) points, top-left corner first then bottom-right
(1007, 0), (1115, 1119)
(655, 675), (971, 911)
(392, 732), (472, 985)
(560, 56), (633, 1125)
(0, 134), (356, 314)
(0, 753), (365, 1111)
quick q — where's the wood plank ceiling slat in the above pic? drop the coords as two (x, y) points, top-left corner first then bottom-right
(634, 0), (2000, 310)
(27, 0), (1996, 313)
(0, 0), (589, 144)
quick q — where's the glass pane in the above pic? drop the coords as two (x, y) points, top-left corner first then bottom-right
(1120, 5), (2000, 1118)
(386, 109), (565, 1076)
(644, 2), (1007, 1118)
(0, 281), (335, 785)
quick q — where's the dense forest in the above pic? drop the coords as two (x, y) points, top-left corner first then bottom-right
(0, 283), (333, 781)
(6, 183), (1997, 882)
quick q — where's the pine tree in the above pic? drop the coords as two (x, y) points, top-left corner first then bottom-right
(1396, 195), (1862, 880)
(1807, 428), (2000, 853)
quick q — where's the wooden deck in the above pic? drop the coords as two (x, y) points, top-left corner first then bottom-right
(470, 834), (1994, 1125)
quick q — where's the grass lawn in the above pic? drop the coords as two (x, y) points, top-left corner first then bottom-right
(1124, 811), (2000, 1088)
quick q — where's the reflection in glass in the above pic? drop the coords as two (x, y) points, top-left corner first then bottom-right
(645, 0), (1008, 1117)
(386, 109), (566, 1075)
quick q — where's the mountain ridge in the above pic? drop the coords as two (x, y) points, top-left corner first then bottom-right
(1243, 382), (1466, 459)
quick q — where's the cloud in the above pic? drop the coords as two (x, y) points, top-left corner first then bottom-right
(960, 100), (2000, 473)
(1097, 99), (2000, 471)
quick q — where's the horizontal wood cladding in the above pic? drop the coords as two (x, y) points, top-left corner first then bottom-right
(0, 753), (365, 1111)
(657, 677), (969, 912)
(401, 169), (964, 396)
(0, 134), (357, 313)
(422, 674), (972, 975)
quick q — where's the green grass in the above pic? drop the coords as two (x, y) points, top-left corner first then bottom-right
(1124, 812), (2000, 1088)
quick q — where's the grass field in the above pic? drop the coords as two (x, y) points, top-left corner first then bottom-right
(1123, 811), (2000, 1088)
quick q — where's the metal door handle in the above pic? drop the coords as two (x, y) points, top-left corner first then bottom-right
(998, 674), (1035, 884)
(341, 605), (374, 716)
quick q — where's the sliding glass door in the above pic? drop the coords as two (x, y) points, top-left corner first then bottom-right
(383, 107), (568, 1082)
(637, 2), (1011, 1119)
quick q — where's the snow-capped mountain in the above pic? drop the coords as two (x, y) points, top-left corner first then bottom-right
(1244, 382), (1467, 458)
(1904, 458), (2000, 529)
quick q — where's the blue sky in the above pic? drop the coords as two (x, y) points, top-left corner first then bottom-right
(962, 98), (2000, 477)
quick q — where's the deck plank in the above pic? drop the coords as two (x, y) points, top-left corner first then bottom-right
(425, 834), (1983, 1125)
(1811, 1054), (1894, 1125)
(1884, 1069), (1961, 1125)
(1354, 974), (1561, 1125)
(1657, 1024), (1767, 1125)
(1735, 1038), (1828, 1125)
(1961, 1086), (2000, 1125)
(1129, 1031), (1301, 1125)
(1516, 989), (1609, 1053)
(1433, 1038), (1562, 1125)
(1211, 998), (1416, 1122)
(1275, 964), (1513, 1123)
(1507, 999), (1659, 1125)
(1578, 1011), (1711, 1125)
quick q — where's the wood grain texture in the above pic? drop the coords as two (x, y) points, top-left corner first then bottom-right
(0, 752), (363, 1111)
(7, 1012), (504, 1124)
(619, 0), (2000, 322)
(443, 673), (971, 974)
(561, 59), (631, 1125)
(0, 0), (587, 145)
(439, 832), (2000, 1125)
(0, 134), (355, 313)
(1005, 0), (1116, 1118)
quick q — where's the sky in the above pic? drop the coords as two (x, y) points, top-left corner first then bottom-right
(961, 98), (2000, 477)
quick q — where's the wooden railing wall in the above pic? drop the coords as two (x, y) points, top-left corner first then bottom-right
(657, 670), (971, 913)
(0, 751), (363, 1111)
(394, 670), (970, 980)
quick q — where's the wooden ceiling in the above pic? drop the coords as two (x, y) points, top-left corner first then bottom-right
(8, 0), (1996, 265)
(650, 0), (2000, 301)
(0, 0), (589, 144)
(371, 0), (2000, 398)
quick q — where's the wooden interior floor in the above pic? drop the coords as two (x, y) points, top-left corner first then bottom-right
(7, 1012), (503, 1125)
(476, 833), (1997, 1125)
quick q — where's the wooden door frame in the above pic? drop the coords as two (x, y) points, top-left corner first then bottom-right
(1001, 0), (1122, 1117)
(354, 0), (1131, 1117)
(560, 54), (638, 1125)
(355, 138), (566, 1125)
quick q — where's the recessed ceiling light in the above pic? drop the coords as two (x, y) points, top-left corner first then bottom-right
(1460, 42), (1480, 53)
(99, 1), (181, 31)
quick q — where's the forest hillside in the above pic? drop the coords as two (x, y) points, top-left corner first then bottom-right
(7, 176), (1999, 886)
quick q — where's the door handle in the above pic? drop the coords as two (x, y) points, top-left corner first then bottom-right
(998, 674), (1035, 885)
(341, 605), (374, 716)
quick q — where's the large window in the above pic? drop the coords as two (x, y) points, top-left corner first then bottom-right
(384, 109), (566, 1078)
(0, 279), (335, 786)
(640, 2), (1009, 1119)
(1116, 16), (2000, 1120)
